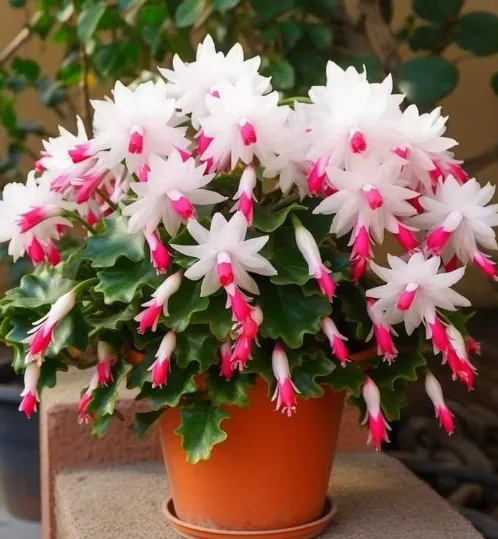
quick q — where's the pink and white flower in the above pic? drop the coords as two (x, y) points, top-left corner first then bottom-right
(199, 76), (289, 171)
(294, 218), (336, 300)
(144, 231), (171, 275)
(425, 371), (455, 434)
(367, 253), (470, 335)
(231, 165), (257, 225)
(366, 298), (398, 363)
(134, 272), (182, 334)
(171, 212), (276, 296)
(148, 331), (176, 388)
(362, 377), (391, 451)
(78, 372), (99, 424)
(271, 344), (300, 417)
(24, 289), (76, 365)
(19, 363), (41, 419)
(160, 34), (269, 128)
(0, 173), (70, 263)
(91, 80), (188, 174)
(97, 341), (117, 387)
(445, 325), (477, 390)
(123, 151), (226, 237)
(321, 317), (349, 366)
(409, 176), (498, 279)
(219, 341), (234, 381)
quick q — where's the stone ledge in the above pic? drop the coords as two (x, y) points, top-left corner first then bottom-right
(55, 453), (482, 539)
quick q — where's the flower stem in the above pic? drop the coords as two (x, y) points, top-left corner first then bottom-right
(272, 193), (300, 211)
(278, 96), (312, 107)
(72, 278), (99, 296)
(96, 188), (119, 212)
(62, 210), (97, 234)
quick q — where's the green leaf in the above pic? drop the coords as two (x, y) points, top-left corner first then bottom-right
(280, 21), (303, 49)
(208, 370), (255, 407)
(49, 306), (89, 355)
(91, 414), (113, 438)
(175, 328), (219, 371)
(12, 58), (40, 82)
(83, 215), (145, 268)
(338, 283), (371, 341)
(321, 360), (365, 397)
(292, 350), (335, 397)
(253, 0), (295, 23)
(372, 351), (426, 390)
(379, 386), (408, 422)
(175, 400), (229, 463)
(87, 300), (140, 333)
(131, 410), (164, 438)
(175, 0), (204, 28)
(245, 340), (274, 389)
(253, 203), (305, 233)
(492, 72), (498, 95)
(409, 25), (444, 51)
(1, 267), (74, 311)
(165, 279), (209, 332)
(270, 246), (311, 286)
(95, 258), (161, 304)
(396, 56), (458, 105)
(309, 26), (333, 49)
(266, 60), (295, 90)
(413, 0), (463, 23)
(137, 361), (198, 410)
(258, 282), (331, 348)
(138, 3), (169, 52)
(39, 357), (69, 389)
(118, 0), (136, 9)
(190, 293), (233, 340)
(127, 344), (161, 389)
(214, 0), (239, 12)
(88, 359), (131, 416)
(457, 11), (498, 56)
(9, 0), (26, 7)
(77, 2), (107, 43)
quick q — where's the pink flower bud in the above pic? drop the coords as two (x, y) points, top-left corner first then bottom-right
(78, 372), (99, 424)
(425, 371), (455, 435)
(68, 143), (92, 163)
(97, 341), (116, 387)
(128, 125), (144, 154)
(46, 241), (62, 267)
(362, 378), (390, 451)
(19, 363), (40, 419)
(271, 344), (300, 417)
(219, 342), (234, 381)
(351, 256), (368, 283)
(27, 238), (45, 265)
(321, 317), (349, 366)
(307, 159), (327, 195)
(349, 129), (367, 153)
(473, 251), (498, 281)
(362, 184), (383, 210)
(148, 332), (176, 388)
(168, 190), (195, 221)
(230, 336), (252, 371)
(239, 119), (257, 146)
(397, 282), (418, 311)
(426, 211), (462, 255)
(217, 252), (234, 287)
(351, 225), (371, 260)
(366, 299), (398, 364)
(75, 172), (107, 204)
(144, 231), (171, 275)
(427, 317), (450, 354)
(393, 223), (419, 252)
(227, 286), (251, 323)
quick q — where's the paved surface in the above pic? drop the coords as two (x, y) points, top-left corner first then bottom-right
(0, 487), (40, 539)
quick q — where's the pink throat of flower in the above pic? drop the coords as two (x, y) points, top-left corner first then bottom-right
(397, 283), (418, 311)
(217, 261), (234, 287)
(363, 185), (383, 210)
(128, 126), (144, 154)
(239, 121), (257, 146)
(349, 131), (367, 153)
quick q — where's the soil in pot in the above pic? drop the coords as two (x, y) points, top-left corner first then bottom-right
(0, 354), (40, 521)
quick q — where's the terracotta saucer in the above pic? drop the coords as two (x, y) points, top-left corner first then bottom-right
(163, 496), (337, 539)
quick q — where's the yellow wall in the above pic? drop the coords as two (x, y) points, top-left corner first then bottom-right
(1, 0), (497, 303)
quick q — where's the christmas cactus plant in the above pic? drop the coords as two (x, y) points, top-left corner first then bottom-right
(0, 36), (495, 462)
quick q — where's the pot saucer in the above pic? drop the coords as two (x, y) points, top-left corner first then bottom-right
(163, 496), (337, 539)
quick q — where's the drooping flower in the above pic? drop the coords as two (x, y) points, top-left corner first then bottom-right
(0, 173), (70, 263)
(19, 363), (41, 419)
(91, 80), (188, 174)
(271, 344), (300, 417)
(425, 371), (455, 435)
(148, 331), (176, 388)
(425, 316), (450, 355)
(409, 176), (498, 279)
(362, 377), (391, 451)
(231, 165), (257, 225)
(160, 34), (269, 128)
(97, 341), (116, 387)
(230, 304), (263, 370)
(134, 272), (182, 334)
(199, 75), (289, 171)
(367, 253), (470, 335)
(171, 212), (276, 296)
(24, 289), (76, 365)
(445, 325), (476, 390)
(78, 372), (99, 424)
(123, 151), (226, 237)
(219, 341), (234, 381)
(293, 217), (336, 300)
(307, 62), (404, 169)
(366, 298), (398, 363)
(321, 317), (349, 366)
(144, 231), (171, 275)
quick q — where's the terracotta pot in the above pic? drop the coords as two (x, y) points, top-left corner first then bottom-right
(158, 347), (372, 533)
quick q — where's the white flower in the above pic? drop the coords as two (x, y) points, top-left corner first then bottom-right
(91, 80), (188, 174)
(409, 176), (498, 262)
(122, 151), (226, 236)
(0, 173), (70, 261)
(307, 62), (403, 168)
(394, 105), (457, 191)
(171, 212), (276, 296)
(159, 34), (269, 128)
(263, 102), (312, 198)
(366, 253), (470, 334)
(199, 76), (290, 171)
(313, 155), (417, 243)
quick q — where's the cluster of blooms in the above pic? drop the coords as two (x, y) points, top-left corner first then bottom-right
(3, 35), (497, 450)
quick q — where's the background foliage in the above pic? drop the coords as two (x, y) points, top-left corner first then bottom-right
(1, 0), (498, 182)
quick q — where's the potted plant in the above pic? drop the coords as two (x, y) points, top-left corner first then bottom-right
(0, 35), (494, 538)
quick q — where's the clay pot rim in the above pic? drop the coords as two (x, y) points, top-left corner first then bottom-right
(164, 496), (337, 537)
